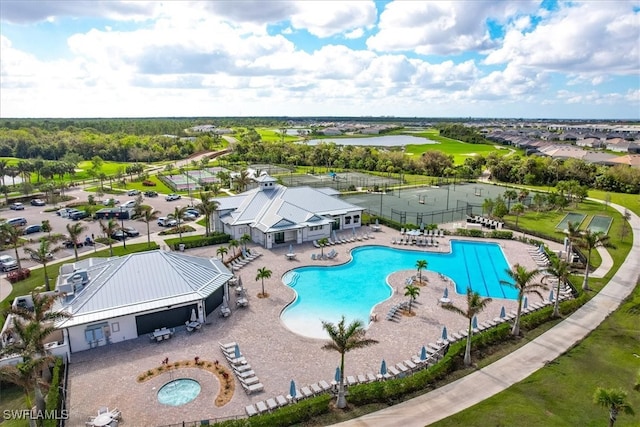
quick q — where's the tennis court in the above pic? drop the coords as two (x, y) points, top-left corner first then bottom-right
(279, 171), (401, 190)
(586, 215), (613, 234)
(249, 163), (292, 175)
(556, 212), (587, 230)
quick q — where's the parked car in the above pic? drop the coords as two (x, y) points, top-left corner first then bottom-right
(185, 208), (200, 217)
(30, 199), (46, 206)
(157, 217), (178, 227)
(110, 230), (127, 241)
(23, 225), (42, 235)
(70, 210), (89, 220)
(0, 255), (18, 272)
(144, 191), (158, 197)
(5, 218), (27, 227)
(102, 198), (120, 206)
(182, 212), (197, 221)
(57, 208), (75, 217)
(165, 194), (181, 201)
(9, 203), (24, 210)
(120, 200), (137, 209)
(127, 189), (140, 196)
(62, 239), (83, 249)
(123, 226), (140, 237)
(31, 252), (53, 261)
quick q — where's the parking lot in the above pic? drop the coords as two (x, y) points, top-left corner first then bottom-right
(0, 187), (201, 269)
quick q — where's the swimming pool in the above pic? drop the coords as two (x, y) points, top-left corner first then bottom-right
(281, 241), (515, 339)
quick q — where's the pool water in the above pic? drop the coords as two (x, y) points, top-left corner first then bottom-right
(157, 379), (201, 406)
(281, 241), (515, 339)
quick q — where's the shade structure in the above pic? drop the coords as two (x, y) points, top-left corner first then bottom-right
(441, 326), (448, 341)
(380, 360), (387, 376)
(420, 346), (427, 361)
(334, 367), (341, 383)
(443, 288), (449, 299)
(289, 380), (297, 399)
(500, 306), (506, 318)
(472, 316), (478, 329)
(549, 289), (555, 301)
(523, 296), (528, 309)
(234, 344), (241, 359)
(190, 308), (197, 323)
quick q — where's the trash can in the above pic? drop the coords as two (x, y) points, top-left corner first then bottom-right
(179, 244), (185, 252)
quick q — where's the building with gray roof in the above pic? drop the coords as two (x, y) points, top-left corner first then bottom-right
(212, 175), (363, 248)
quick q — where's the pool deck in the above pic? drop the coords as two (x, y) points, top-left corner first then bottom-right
(66, 226), (563, 426)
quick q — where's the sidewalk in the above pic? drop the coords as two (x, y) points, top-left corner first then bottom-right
(590, 245), (614, 279)
(334, 201), (640, 427)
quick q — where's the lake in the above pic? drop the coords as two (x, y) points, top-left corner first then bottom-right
(306, 135), (438, 147)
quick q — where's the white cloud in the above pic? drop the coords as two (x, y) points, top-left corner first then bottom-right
(289, 1), (377, 38)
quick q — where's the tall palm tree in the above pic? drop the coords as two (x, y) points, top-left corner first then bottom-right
(216, 246), (228, 261)
(404, 284), (420, 313)
(196, 191), (218, 236)
(0, 222), (23, 270)
(228, 239), (240, 257)
(169, 206), (188, 242)
(99, 219), (119, 256)
(593, 387), (634, 427)
(318, 237), (329, 257)
(511, 202), (525, 227)
(501, 264), (546, 336)
(233, 169), (252, 192)
(503, 189), (518, 211)
(255, 266), (272, 297)
(65, 222), (87, 261)
(321, 316), (379, 409)
(0, 358), (50, 416)
(577, 230), (611, 291)
(544, 257), (571, 318)
(415, 259), (428, 284)
(142, 207), (160, 248)
(565, 220), (581, 264)
(23, 239), (60, 291)
(0, 158), (7, 186)
(240, 233), (251, 251)
(441, 287), (493, 366)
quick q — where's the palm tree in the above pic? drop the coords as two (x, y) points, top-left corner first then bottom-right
(593, 387), (635, 427)
(255, 266), (272, 297)
(169, 206), (188, 242)
(441, 287), (492, 366)
(318, 237), (329, 257)
(228, 239), (240, 257)
(404, 284), (420, 313)
(501, 264), (546, 336)
(415, 259), (428, 284)
(233, 169), (252, 192)
(321, 316), (378, 409)
(196, 191), (218, 236)
(240, 233), (251, 252)
(511, 202), (525, 227)
(0, 359), (50, 416)
(23, 239), (60, 291)
(99, 219), (119, 256)
(565, 220), (581, 264)
(216, 246), (228, 261)
(503, 189), (518, 211)
(66, 222), (87, 261)
(142, 207), (160, 248)
(0, 222), (23, 270)
(577, 230), (611, 291)
(544, 257), (571, 318)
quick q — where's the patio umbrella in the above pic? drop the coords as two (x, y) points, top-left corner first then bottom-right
(375, 218), (379, 226)
(523, 296), (528, 309)
(288, 244), (293, 254)
(289, 380), (297, 399)
(234, 344), (241, 359)
(549, 289), (555, 302)
(472, 316), (478, 330)
(420, 346), (427, 361)
(334, 367), (341, 383)
(380, 360), (387, 376)
(333, 230), (339, 241)
(190, 308), (197, 323)
(441, 326), (448, 341)
(500, 306), (506, 318)
(443, 288), (449, 299)
(352, 227), (356, 237)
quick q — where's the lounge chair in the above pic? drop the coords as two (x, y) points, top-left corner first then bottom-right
(313, 240), (321, 248)
(234, 363), (252, 373)
(276, 395), (288, 407)
(300, 386), (314, 398)
(318, 380), (331, 391)
(219, 341), (237, 351)
(396, 363), (409, 375)
(366, 372), (377, 383)
(310, 383), (323, 394)
(241, 376), (260, 386)
(236, 370), (255, 379)
(311, 254), (316, 260)
(387, 366), (400, 378)
(255, 401), (268, 414)
(357, 374), (367, 383)
(403, 360), (417, 371)
(242, 382), (264, 394)
(346, 375), (358, 386)
(245, 404), (258, 416)
(266, 398), (278, 411)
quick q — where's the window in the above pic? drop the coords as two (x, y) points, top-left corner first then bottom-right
(345, 216), (351, 225)
(354, 215), (360, 224)
(111, 322), (120, 333)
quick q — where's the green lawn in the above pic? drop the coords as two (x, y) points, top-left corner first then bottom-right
(430, 283), (640, 427)
(256, 128), (300, 143)
(120, 175), (175, 195)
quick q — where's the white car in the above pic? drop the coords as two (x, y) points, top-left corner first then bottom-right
(0, 255), (18, 272)
(127, 189), (140, 196)
(157, 217), (178, 227)
(121, 200), (137, 209)
(165, 194), (181, 201)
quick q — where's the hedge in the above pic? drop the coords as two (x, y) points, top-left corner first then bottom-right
(165, 233), (230, 251)
(44, 357), (64, 427)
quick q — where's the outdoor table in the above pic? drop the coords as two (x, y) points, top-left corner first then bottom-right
(237, 297), (248, 307)
(92, 413), (113, 427)
(220, 306), (231, 317)
(285, 253), (296, 260)
(152, 328), (172, 340)
(186, 321), (201, 332)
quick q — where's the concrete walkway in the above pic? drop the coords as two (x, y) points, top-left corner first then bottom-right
(335, 201), (640, 427)
(590, 244), (614, 279)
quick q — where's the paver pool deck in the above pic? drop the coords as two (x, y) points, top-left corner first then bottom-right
(66, 226), (564, 426)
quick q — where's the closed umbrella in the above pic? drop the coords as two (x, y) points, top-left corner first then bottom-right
(334, 367), (341, 383)
(190, 308), (197, 323)
(234, 344), (241, 359)
(500, 306), (506, 318)
(441, 326), (448, 341)
(288, 244), (293, 254)
(380, 360), (387, 376)
(472, 316), (478, 330)
(523, 296), (528, 309)
(443, 288), (449, 299)
(420, 346), (427, 361)
(549, 289), (555, 301)
(333, 230), (339, 241)
(375, 218), (379, 226)
(352, 227), (356, 237)
(289, 380), (297, 400)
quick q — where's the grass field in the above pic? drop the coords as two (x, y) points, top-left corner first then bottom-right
(255, 128), (300, 143)
(403, 129), (519, 164)
(430, 283), (640, 427)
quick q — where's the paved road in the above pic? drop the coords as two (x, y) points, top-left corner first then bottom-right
(335, 201), (640, 427)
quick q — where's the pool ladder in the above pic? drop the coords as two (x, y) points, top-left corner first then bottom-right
(284, 272), (300, 287)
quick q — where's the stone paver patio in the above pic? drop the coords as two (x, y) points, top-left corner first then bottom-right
(67, 225), (562, 426)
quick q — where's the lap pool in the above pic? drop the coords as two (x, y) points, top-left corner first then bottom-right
(281, 241), (515, 339)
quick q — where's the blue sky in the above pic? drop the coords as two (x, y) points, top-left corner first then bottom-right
(0, 1), (638, 119)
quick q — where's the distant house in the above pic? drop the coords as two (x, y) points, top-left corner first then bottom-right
(212, 175), (363, 248)
(609, 154), (640, 169)
(322, 127), (342, 136)
(0, 250), (233, 363)
(607, 140), (636, 153)
(576, 137), (605, 149)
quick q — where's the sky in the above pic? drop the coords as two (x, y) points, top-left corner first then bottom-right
(1, 0), (639, 120)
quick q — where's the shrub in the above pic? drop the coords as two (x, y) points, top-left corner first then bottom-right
(167, 233), (230, 250)
(7, 268), (31, 283)
(142, 180), (156, 186)
(487, 230), (513, 240)
(44, 357), (64, 427)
